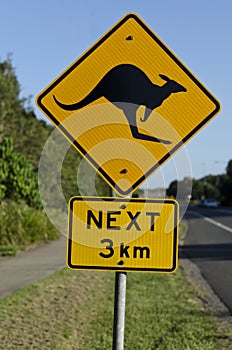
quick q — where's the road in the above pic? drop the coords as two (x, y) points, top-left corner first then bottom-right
(0, 235), (66, 299)
(182, 205), (232, 313)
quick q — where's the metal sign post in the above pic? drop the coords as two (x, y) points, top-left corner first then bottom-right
(112, 271), (127, 350)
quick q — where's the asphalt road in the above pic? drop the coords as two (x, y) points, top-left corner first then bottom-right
(182, 205), (232, 313)
(0, 235), (66, 299)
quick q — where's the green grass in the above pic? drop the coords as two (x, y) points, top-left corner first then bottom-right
(124, 273), (230, 350)
(0, 267), (231, 349)
(178, 219), (188, 244)
(0, 200), (60, 255)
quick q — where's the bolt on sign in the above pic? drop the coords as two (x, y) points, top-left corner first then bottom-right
(36, 13), (220, 196)
(67, 197), (178, 273)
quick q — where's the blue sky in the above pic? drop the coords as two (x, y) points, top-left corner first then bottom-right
(1, 0), (231, 189)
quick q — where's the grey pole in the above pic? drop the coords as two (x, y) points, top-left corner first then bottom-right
(112, 271), (127, 350)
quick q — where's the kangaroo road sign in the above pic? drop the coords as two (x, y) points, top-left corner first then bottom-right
(68, 197), (178, 272)
(36, 13), (220, 196)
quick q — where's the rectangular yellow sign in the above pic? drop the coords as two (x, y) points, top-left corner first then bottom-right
(67, 197), (179, 273)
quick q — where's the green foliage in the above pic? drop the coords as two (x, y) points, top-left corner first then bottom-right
(166, 179), (178, 198)
(61, 146), (111, 200)
(192, 178), (220, 201)
(0, 55), (24, 143)
(0, 56), (53, 169)
(0, 56), (110, 209)
(221, 177), (232, 206)
(0, 245), (18, 256)
(0, 55), (110, 253)
(167, 160), (232, 205)
(0, 137), (40, 207)
(226, 160), (232, 178)
(0, 200), (60, 252)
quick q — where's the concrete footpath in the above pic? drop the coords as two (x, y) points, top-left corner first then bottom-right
(0, 235), (66, 299)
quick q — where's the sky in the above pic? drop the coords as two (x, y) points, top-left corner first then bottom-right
(0, 0), (231, 190)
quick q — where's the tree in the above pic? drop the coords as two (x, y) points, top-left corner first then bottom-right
(0, 55), (24, 142)
(221, 160), (232, 205)
(166, 177), (192, 201)
(226, 160), (232, 178)
(0, 56), (115, 206)
(0, 56), (54, 168)
(191, 179), (205, 200)
(166, 180), (178, 198)
(192, 177), (220, 201)
(61, 145), (111, 202)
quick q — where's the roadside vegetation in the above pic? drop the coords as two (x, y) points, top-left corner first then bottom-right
(0, 56), (110, 255)
(0, 267), (231, 349)
(166, 161), (232, 206)
(0, 200), (59, 255)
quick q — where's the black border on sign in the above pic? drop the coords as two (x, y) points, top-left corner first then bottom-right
(67, 196), (179, 273)
(37, 13), (220, 196)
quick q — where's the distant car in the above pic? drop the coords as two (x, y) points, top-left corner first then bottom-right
(200, 199), (218, 208)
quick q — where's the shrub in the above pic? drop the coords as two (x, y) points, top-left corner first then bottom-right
(0, 200), (60, 255)
(0, 137), (41, 208)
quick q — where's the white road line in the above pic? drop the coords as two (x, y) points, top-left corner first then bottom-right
(189, 211), (232, 234)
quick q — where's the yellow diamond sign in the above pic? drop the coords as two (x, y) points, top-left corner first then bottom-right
(68, 197), (178, 272)
(36, 13), (220, 196)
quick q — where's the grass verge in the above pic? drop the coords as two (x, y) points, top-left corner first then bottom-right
(0, 267), (232, 349)
(0, 200), (60, 255)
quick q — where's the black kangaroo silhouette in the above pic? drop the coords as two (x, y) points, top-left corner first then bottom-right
(53, 64), (187, 144)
